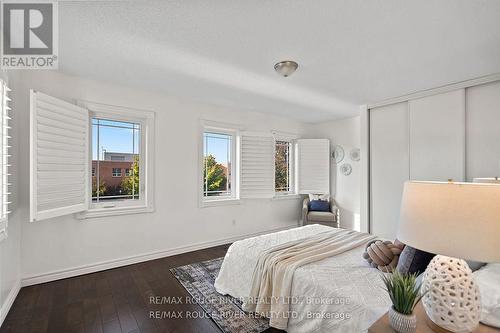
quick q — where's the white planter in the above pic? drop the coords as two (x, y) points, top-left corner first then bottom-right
(388, 306), (417, 333)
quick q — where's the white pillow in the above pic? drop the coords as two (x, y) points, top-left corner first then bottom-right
(474, 263), (500, 328)
(309, 193), (330, 201)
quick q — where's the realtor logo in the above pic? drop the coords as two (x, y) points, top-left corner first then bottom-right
(1, 1), (58, 69)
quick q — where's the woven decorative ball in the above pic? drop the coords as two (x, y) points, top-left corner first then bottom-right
(421, 255), (481, 333)
(362, 239), (405, 273)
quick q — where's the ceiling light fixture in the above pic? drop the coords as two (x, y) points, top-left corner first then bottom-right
(274, 60), (298, 77)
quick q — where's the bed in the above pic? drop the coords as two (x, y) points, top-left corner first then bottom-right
(214, 224), (392, 333)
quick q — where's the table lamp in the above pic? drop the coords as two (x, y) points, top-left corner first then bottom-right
(397, 181), (500, 333)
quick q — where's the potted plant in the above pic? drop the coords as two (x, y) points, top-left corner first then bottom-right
(381, 271), (423, 333)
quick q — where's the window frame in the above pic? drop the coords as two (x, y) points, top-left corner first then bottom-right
(273, 134), (299, 199)
(78, 101), (155, 219)
(199, 122), (240, 207)
(274, 140), (293, 195)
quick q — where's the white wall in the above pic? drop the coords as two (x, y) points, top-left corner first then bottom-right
(9, 70), (307, 284)
(0, 70), (21, 326)
(306, 116), (362, 231)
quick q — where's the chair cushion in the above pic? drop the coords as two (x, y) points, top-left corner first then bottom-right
(308, 200), (330, 212)
(309, 193), (330, 201)
(307, 211), (336, 223)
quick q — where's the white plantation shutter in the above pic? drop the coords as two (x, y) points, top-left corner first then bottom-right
(297, 139), (330, 194)
(240, 132), (274, 198)
(30, 90), (89, 222)
(0, 81), (11, 241)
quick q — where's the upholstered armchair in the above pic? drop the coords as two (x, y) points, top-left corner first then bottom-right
(302, 197), (340, 228)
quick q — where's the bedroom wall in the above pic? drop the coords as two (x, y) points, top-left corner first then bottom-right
(0, 70), (21, 327)
(306, 116), (362, 231)
(9, 70), (307, 285)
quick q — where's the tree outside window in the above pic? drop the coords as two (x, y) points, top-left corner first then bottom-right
(203, 154), (228, 196)
(203, 131), (232, 198)
(121, 156), (140, 200)
(275, 140), (291, 192)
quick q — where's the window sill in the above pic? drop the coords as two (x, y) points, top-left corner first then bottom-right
(76, 205), (154, 220)
(272, 194), (301, 201)
(201, 198), (241, 208)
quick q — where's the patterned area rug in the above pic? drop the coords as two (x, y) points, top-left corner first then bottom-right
(170, 257), (270, 333)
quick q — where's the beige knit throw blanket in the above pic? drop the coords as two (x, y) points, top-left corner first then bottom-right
(243, 229), (376, 330)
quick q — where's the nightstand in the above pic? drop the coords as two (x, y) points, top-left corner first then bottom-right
(369, 302), (499, 333)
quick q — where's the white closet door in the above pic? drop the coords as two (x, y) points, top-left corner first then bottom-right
(408, 89), (465, 182)
(297, 139), (330, 194)
(30, 90), (90, 222)
(370, 102), (409, 239)
(466, 81), (500, 181)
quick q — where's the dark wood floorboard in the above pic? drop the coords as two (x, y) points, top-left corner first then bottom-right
(0, 244), (284, 333)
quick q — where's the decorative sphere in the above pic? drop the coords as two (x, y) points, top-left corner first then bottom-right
(421, 255), (481, 333)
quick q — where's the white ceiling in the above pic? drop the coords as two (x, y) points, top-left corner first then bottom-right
(58, 0), (500, 122)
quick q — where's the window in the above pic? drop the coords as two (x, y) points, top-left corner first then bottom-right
(0, 81), (10, 240)
(111, 167), (122, 177)
(202, 128), (237, 202)
(275, 140), (294, 194)
(30, 92), (155, 221)
(92, 118), (140, 205)
(83, 102), (155, 217)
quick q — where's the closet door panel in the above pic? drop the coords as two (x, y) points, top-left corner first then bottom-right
(370, 102), (409, 239)
(466, 81), (500, 181)
(409, 89), (465, 181)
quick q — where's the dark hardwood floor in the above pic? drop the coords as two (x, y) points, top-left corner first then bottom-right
(0, 244), (282, 333)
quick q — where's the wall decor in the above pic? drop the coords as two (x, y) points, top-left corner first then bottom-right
(340, 163), (352, 176)
(332, 145), (345, 163)
(350, 148), (360, 161)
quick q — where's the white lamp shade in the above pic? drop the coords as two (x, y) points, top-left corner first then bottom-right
(397, 181), (500, 263)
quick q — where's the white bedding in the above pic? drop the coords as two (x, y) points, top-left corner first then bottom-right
(214, 225), (392, 332)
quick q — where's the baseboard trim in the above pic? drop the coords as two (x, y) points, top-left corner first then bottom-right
(21, 224), (297, 287)
(0, 280), (21, 328)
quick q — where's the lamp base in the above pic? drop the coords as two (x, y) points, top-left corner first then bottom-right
(425, 314), (453, 333)
(421, 255), (481, 333)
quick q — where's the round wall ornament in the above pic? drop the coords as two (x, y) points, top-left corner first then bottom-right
(340, 163), (352, 176)
(350, 148), (360, 161)
(332, 145), (345, 163)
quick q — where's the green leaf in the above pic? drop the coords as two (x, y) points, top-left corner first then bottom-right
(380, 271), (422, 315)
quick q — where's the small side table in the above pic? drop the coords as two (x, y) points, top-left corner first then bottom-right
(369, 302), (499, 333)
